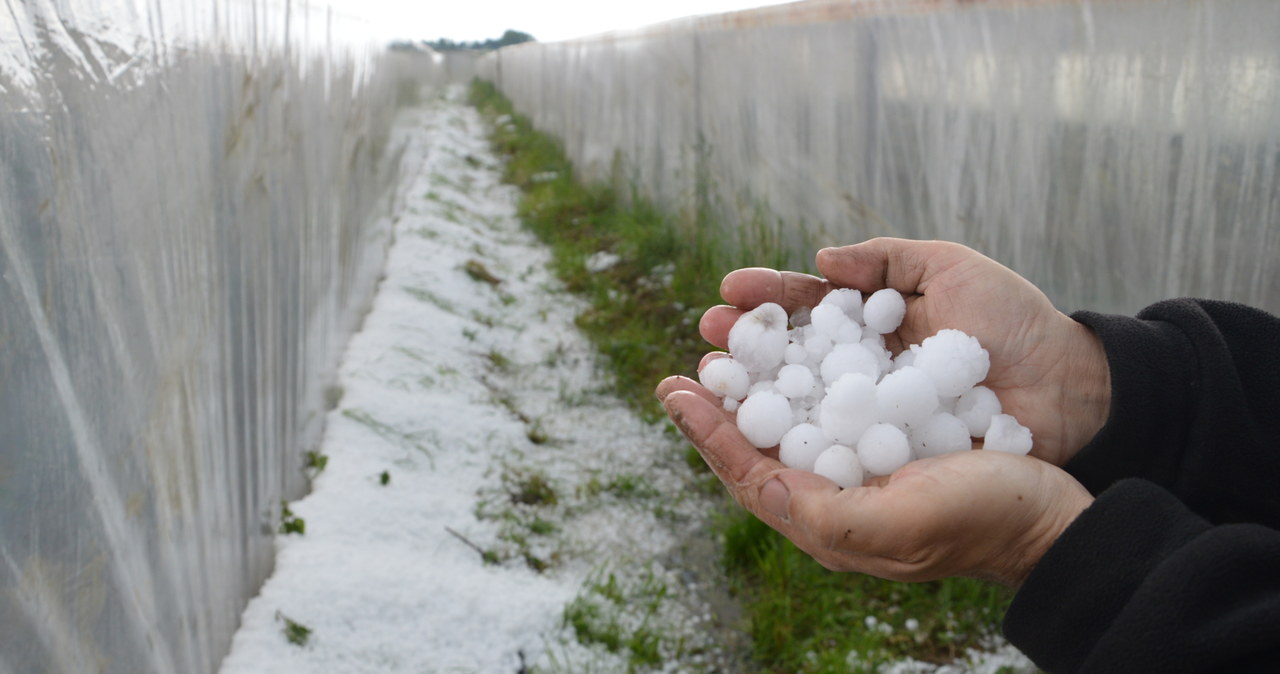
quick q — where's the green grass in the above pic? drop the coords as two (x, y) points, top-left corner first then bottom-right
(468, 79), (1013, 673)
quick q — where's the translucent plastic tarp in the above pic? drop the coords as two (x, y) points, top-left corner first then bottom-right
(0, 2), (432, 672)
(481, 0), (1280, 316)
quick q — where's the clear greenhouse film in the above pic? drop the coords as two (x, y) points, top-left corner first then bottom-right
(479, 0), (1280, 316)
(0, 2), (444, 672)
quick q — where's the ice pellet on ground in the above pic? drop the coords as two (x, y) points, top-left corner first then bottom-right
(728, 302), (790, 372)
(863, 288), (906, 334)
(698, 357), (750, 400)
(857, 423), (912, 476)
(876, 366), (939, 428)
(983, 413), (1033, 455)
(955, 385), (1001, 437)
(779, 423), (829, 471)
(775, 364), (816, 399)
(910, 412), (972, 459)
(813, 445), (864, 488)
(736, 390), (794, 449)
(914, 329), (991, 397)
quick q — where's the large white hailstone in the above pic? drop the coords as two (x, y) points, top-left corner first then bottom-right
(910, 412), (972, 459)
(863, 288), (907, 334)
(728, 302), (790, 373)
(779, 423), (828, 471)
(775, 364), (816, 399)
(820, 343), (880, 387)
(784, 342), (808, 365)
(810, 304), (849, 341)
(819, 373), (878, 445)
(813, 444), (864, 488)
(699, 357), (750, 400)
(955, 385), (1001, 437)
(875, 366), (939, 428)
(804, 333), (834, 362)
(837, 321), (864, 345)
(984, 413), (1033, 455)
(736, 391), (794, 449)
(914, 329), (991, 397)
(820, 287), (864, 323)
(857, 423), (912, 475)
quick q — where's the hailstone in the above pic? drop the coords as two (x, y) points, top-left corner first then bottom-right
(698, 357), (750, 400)
(955, 385), (1001, 437)
(736, 391), (793, 449)
(914, 329), (991, 397)
(863, 288), (906, 334)
(813, 444), (864, 488)
(983, 413), (1033, 455)
(779, 423), (828, 471)
(910, 412), (972, 459)
(728, 302), (789, 372)
(857, 423), (911, 475)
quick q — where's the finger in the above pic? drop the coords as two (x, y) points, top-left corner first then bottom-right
(655, 375), (722, 409)
(720, 268), (832, 314)
(816, 238), (972, 295)
(698, 305), (742, 349)
(662, 390), (781, 489)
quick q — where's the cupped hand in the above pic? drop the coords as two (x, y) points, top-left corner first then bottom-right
(699, 238), (1111, 467)
(656, 376), (1094, 587)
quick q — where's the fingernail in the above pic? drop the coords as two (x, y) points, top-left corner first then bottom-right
(761, 478), (790, 520)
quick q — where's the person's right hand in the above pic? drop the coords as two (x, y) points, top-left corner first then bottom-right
(698, 238), (1112, 468)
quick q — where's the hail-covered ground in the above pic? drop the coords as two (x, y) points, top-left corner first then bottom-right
(216, 86), (1034, 674)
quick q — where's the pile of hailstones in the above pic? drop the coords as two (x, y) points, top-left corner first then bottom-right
(699, 288), (1033, 488)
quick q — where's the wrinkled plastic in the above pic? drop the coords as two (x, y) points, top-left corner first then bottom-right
(0, 3), (442, 672)
(482, 0), (1280, 316)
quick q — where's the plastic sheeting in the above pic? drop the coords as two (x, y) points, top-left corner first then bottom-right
(481, 0), (1280, 315)
(0, 3), (441, 672)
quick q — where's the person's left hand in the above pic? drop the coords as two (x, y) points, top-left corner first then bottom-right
(656, 376), (1094, 587)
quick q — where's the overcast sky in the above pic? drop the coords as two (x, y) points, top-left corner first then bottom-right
(325, 0), (786, 43)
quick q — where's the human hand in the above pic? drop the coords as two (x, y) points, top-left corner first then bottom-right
(655, 376), (1094, 586)
(698, 238), (1111, 467)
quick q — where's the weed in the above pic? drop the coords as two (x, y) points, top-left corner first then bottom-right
(276, 611), (312, 646)
(403, 286), (457, 313)
(304, 451), (328, 474)
(341, 408), (436, 464)
(379, 470), (391, 486)
(280, 501), (305, 535)
(464, 258), (504, 285)
(504, 467), (558, 506)
(526, 419), (550, 445)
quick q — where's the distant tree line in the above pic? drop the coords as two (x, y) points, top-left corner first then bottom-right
(390, 30), (535, 53)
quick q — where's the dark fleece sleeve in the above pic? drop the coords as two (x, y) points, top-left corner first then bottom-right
(1002, 299), (1280, 672)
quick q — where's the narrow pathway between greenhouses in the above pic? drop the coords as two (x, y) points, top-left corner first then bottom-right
(216, 86), (1036, 674)
(217, 86), (727, 673)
